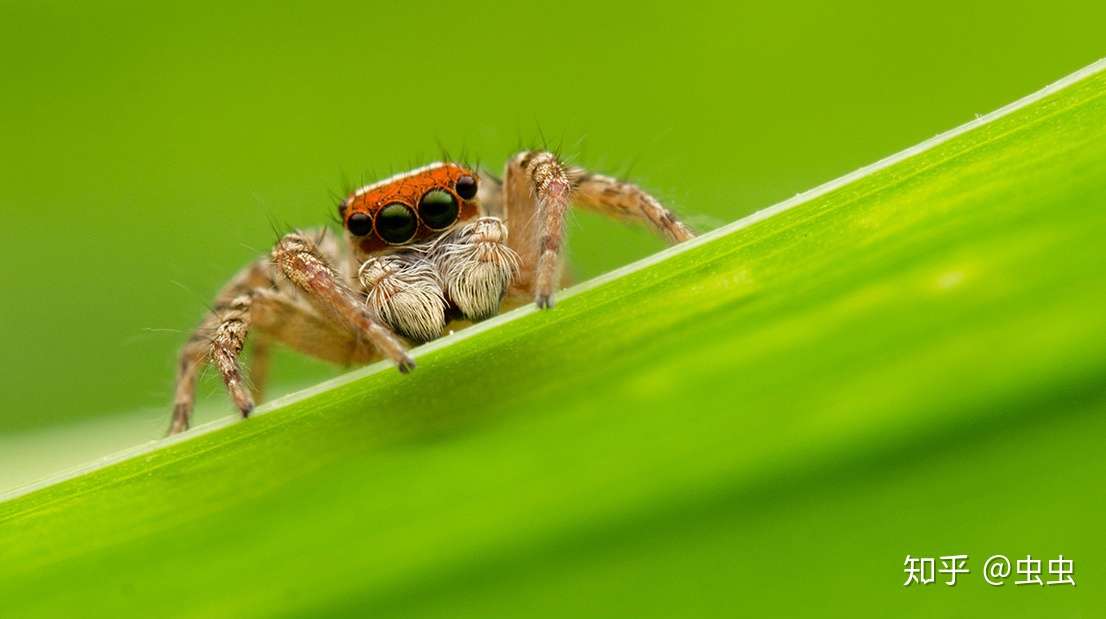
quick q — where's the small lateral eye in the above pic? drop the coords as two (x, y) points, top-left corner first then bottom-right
(418, 190), (459, 230)
(347, 212), (372, 236)
(455, 175), (478, 200)
(375, 203), (418, 244)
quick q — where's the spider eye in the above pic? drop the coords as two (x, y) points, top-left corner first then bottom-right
(418, 190), (459, 230)
(375, 203), (418, 244)
(347, 212), (372, 236)
(455, 175), (478, 200)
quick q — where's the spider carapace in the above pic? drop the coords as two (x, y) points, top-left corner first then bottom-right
(170, 151), (695, 434)
(342, 162), (483, 255)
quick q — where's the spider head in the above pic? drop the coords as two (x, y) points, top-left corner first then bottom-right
(340, 163), (480, 256)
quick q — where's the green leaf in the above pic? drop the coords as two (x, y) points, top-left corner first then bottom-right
(3, 62), (1106, 618)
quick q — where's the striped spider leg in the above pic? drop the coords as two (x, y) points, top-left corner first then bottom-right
(496, 151), (695, 307)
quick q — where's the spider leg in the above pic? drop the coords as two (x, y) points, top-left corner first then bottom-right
(249, 288), (379, 365)
(501, 150), (694, 308)
(171, 289), (263, 435)
(170, 285), (387, 435)
(572, 173), (695, 243)
(172, 259), (273, 435)
(172, 338), (209, 435)
(271, 232), (414, 371)
(210, 293), (256, 415)
(248, 335), (271, 404)
(170, 232), (413, 435)
(502, 151), (574, 309)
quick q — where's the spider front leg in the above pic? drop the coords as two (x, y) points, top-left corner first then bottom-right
(428, 217), (520, 320)
(172, 290), (268, 434)
(572, 173), (695, 243)
(171, 232), (414, 435)
(502, 152), (574, 308)
(271, 232), (414, 370)
(172, 259), (273, 435)
(502, 151), (695, 308)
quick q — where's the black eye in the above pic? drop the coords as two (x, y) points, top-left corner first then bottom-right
(418, 190), (459, 230)
(455, 175), (478, 200)
(375, 203), (417, 244)
(347, 212), (372, 236)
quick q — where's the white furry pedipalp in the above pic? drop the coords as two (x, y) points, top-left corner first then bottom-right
(359, 255), (447, 343)
(429, 218), (520, 320)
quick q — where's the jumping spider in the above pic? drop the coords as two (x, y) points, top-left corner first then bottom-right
(170, 150), (695, 434)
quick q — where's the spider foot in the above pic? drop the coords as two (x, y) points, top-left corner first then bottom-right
(396, 353), (416, 373)
(168, 403), (191, 436)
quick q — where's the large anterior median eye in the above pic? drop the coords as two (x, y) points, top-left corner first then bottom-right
(418, 190), (459, 230)
(375, 203), (417, 244)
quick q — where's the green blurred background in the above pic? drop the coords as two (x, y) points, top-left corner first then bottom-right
(0, 0), (1103, 438)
